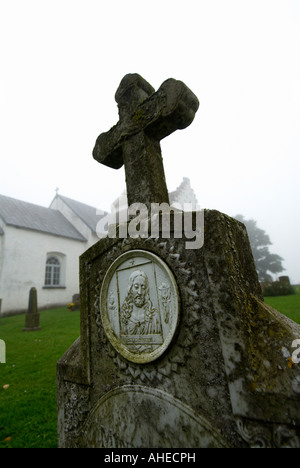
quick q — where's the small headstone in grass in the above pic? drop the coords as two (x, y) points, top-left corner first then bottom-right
(23, 287), (41, 332)
(279, 276), (291, 286)
(0, 342), (5, 364)
(72, 294), (80, 310)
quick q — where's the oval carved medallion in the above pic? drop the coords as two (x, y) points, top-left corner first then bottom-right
(100, 250), (180, 363)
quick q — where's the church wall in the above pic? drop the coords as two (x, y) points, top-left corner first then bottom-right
(0, 221), (5, 313)
(0, 236), (3, 286)
(0, 225), (86, 315)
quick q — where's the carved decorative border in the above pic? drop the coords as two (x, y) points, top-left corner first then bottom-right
(93, 237), (202, 383)
(64, 382), (90, 434)
(236, 417), (300, 448)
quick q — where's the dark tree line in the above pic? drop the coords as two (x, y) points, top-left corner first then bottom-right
(235, 215), (284, 283)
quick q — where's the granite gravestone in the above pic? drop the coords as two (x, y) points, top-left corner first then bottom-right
(23, 287), (41, 332)
(57, 74), (300, 448)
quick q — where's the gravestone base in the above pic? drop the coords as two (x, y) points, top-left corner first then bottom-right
(23, 313), (41, 332)
(57, 210), (300, 448)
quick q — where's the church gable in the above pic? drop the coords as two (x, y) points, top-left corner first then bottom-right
(54, 195), (107, 233)
(50, 194), (108, 243)
(168, 177), (198, 210)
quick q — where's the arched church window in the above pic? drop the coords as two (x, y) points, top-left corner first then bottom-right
(45, 257), (61, 286)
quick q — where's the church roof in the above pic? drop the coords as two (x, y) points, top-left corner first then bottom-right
(55, 194), (108, 233)
(0, 194), (86, 241)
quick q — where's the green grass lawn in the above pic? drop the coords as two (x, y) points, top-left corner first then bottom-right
(264, 286), (300, 325)
(0, 308), (80, 448)
(0, 289), (299, 448)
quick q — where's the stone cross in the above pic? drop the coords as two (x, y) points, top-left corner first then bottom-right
(93, 73), (199, 209)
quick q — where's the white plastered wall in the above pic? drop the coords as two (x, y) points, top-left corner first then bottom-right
(0, 225), (86, 314)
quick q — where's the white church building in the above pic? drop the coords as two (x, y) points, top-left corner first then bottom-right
(0, 178), (198, 315)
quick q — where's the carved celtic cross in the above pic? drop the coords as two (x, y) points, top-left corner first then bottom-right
(93, 73), (199, 208)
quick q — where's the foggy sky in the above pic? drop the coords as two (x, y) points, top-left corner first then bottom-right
(0, 0), (299, 282)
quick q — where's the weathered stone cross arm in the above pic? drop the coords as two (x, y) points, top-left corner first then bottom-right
(93, 73), (199, 207)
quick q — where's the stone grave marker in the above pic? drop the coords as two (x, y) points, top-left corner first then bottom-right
(23, 287), (41, 331)
(279, 276), (291, 286)
(57, 74), (300, 448)
(72, 294), (80, 311)
(0, 339), (5, 363)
